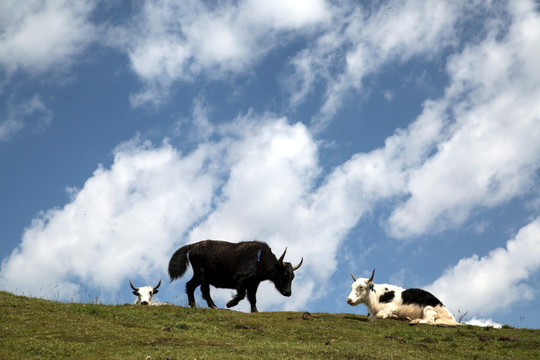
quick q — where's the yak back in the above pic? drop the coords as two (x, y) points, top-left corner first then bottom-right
(169, 240), (281, 289)
(401, 288), (443, 308)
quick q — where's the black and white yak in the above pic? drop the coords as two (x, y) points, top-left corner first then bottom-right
(168, 240), (303, 312)
(347, 269), (460, 326)
(129, 279), (171, 306)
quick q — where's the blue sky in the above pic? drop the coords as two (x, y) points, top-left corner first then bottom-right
(1, 0), (539, 329)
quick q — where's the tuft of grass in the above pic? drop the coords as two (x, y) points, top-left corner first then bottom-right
(1, 291), (539, 359)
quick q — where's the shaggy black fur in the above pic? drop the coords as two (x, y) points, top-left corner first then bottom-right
(401, 288), (443, 307)
(168, 240), (302, 312)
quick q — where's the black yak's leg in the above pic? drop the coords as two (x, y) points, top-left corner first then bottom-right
(247, 283), (260, 313)
(226, 287), (246, 309)
(201, 282), (217, 309)
(186, 277), (200, 308)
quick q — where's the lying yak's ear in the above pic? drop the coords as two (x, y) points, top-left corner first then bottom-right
(132, 290), (139, 296)
(153, 289), (159, 295)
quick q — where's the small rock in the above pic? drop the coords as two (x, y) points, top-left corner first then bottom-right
(302, 312), (319, 320)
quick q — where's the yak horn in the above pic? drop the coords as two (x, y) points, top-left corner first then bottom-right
(154, 279), (162, 290)
(279, 247), (287, 264)
(368, 269), (375, 283)
(293, 257), (303, 271)
(350, 272), (357, 281)
(129, 280), (139, 291)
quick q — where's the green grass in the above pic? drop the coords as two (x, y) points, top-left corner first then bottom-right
(1, 291), (538, 359)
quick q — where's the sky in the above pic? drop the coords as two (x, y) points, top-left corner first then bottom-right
(1, 0), (539, 329)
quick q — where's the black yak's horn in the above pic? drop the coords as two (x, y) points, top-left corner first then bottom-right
(129, 280), (139, 291)
(293, 257), (303, 271)
(154, 279), (162, 290)
(279, 247), (287, 264)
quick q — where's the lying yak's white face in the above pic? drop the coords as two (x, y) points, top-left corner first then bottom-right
(346, 269), (375, 306)
(130, 279), (161, 305)
(347, 278), (371, 306)
(133, 285), (157, 305)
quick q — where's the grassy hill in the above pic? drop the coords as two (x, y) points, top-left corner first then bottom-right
(1, 291), (538, 359)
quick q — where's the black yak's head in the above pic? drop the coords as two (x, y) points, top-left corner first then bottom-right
(273, 248), (303, 297)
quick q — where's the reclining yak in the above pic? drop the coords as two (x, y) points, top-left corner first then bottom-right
(168, 240), (303, 312)
(129, 279), (171, 306)
(347, 269), (459, 326)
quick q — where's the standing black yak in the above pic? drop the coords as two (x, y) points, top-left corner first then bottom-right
(168, 240), (303, 312)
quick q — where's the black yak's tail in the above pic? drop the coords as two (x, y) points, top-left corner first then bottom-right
(168, 244), (194, 282)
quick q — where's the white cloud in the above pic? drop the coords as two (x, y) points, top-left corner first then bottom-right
(310, 97), (447, 221)
(0, 0), (96, 75)
(427, 218), (540, 317)
(286, 0), (460, 130)
(465, 318), (503, 329)
(0, 115), (339, 310)
(190, 117), (319, 241)
(387, 0), (540, 237)
(0, 95), (52, 142)
(383, 90), (394, 102)
(242, 0), (328, 30)
(0, 138), (222, 299)
(0, 108), (433, 309)
(113, 0), (330, 107)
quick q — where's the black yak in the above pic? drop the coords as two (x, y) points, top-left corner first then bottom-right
(168, 240), (303, 312)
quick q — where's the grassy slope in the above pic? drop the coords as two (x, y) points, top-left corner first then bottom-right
(1, 291), (538, 360)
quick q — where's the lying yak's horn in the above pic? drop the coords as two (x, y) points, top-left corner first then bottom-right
(279, 247), (287, 264)
(154, 279), (162, 290)
(129, 280), (139, 291)
(350, 272), (357, 281)
(368, 269), (375, 283)
(293, 257), (303, 271)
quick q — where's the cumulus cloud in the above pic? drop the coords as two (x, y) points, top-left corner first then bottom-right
(0, 107), (438, 309)
(0, 0), (96, 75)
(0, 115), (342, 309)
(427, 218), (540, 316)
(0, 137), (222, 299)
